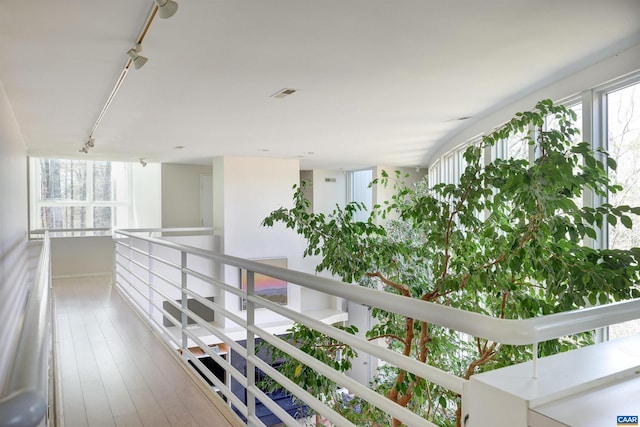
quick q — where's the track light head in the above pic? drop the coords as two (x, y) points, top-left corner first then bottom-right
(139, 158), (148, 167)
(127, 46), (148, 69)
(85, 138), (95, 148)
(154, 0), (178, 19)
(79, 147), (88, 154)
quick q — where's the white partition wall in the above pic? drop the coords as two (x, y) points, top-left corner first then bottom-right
(0, 81), (29, 388)
(212, 156), (305, 329)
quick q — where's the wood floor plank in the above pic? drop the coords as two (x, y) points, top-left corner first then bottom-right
(53, 276), (238, 427)
(113, 412), (144, 427)
(127, 388), (172, 427)
(81, 379), (116, 427)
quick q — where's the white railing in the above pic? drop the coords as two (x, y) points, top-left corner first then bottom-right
(0, 232), (52, 427)
(29, 228), (111, 239)
(113, 228), (640, 427)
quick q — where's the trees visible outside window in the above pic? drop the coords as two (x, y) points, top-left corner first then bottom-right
(607, 83), (640, 249)
(607, 82), (640, 339)
(32, 158), (130, 230)
(505, 129), (530, 160)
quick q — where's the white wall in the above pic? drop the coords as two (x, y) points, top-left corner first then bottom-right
(297, 169), (347, 310)
(311, 169), (347, 215)
(213, 157), (304, 328)
(131, 163), (162, 228)
(50, 236), (114, 278)
(161, 163), (213, 228)
(0, 80), (29, 387)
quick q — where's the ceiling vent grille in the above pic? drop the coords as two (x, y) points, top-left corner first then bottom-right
(271, 88), (298, 99)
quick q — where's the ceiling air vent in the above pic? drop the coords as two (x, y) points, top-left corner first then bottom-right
(271, 88), (298, 99)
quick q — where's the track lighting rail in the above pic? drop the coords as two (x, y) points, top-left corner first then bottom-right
(81, 1), (178, 156)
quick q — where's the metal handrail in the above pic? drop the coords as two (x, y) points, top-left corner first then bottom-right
(29, 227), (111, 240)
(0, 232), (51, 427)
(118, 227), (212, 233)
(114, 229), (640, 346)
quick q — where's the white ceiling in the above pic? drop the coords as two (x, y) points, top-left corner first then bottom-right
(1, 1), (639, 170)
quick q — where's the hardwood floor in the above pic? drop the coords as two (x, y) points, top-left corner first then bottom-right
(53, 276), (240, 427)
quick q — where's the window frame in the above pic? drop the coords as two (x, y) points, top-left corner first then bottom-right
(29, 157), (132, 231)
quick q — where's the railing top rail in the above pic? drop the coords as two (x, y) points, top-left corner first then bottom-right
(30, 226), (211, 236)
(31, 227), (111, 233)
(113, 229), (640, 346)
(117, 227), (213, 233)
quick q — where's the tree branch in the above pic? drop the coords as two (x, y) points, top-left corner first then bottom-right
(366, 271), (410, 296)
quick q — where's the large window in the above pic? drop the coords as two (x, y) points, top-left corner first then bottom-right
(428, 74), (640, 342)
(605, 82), (640, 339)
(31, 158), (130, 230)
(606, 83), (640, 250)
(347, 169), (373, 222)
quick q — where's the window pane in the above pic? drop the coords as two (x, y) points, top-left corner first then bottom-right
(349, 169), (373, 223)
(94, 207), (112, 228)
(93, 161), (113, 201)
(93, 161), (128, 201)
(607, 83), (640, 250)
(429, 161), (440, 187)
(545, 103), (582, 145)
(39, 206), (87, 229)
(542, 103), (584, 209)
(606, 82), (640, 340)
(39, 159), (86, 200)
(505, 130), (529, 160)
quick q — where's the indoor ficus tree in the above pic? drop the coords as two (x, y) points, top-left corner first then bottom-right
(261, 100), (640, 426)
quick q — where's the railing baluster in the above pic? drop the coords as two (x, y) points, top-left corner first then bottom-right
(532, 342), (538, 379)
(181, 250), (188, 353)
(148, 240), (154, 318)
(246, 270), (256, 423)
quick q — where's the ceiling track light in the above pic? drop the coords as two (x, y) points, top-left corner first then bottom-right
(84, 1), (177, 158)
(78, 137), (95, 153)
(154, 0), (179, 19)
(127, 44), (148, 70)
(139, 158), (148, 167)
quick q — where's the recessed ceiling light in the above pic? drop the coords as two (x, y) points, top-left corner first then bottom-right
(271, 88), (298, 99)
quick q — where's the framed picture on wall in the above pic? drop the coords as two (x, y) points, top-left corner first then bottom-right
(241, 257), (288, 310)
